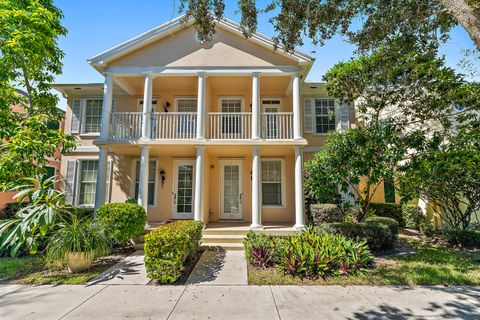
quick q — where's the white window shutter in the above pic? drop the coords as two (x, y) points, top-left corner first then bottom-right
(303, 98), (314, 133)
(339, 102), (350, 131)
(105, 159), (113, 203)
(65, 160), (77, 205)
(70, 99), (82, 134)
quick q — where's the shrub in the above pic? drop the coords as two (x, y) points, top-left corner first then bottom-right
(323, 221), (395, 251)
(276, 227), (372, 278)
(365, 216), (399, 236)
(66, 207), (94, 220)
(244, 231), (275, 268)
(96, 203), (146, 245)
(402, 205), (424, 230)
(443, 229), (480, 249)
(144, 220), (203, 283)
(310, 203), (344, 225)
(369, 202), (404, 227)
(2, 202), (29, 219)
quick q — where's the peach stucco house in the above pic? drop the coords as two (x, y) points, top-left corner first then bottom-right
(54, 16), (354, 229)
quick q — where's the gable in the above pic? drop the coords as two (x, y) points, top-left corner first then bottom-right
(107, 26), (299, 68)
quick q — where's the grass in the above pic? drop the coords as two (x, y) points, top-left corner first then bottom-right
(248, 237), (480, 286)
(0, 256), (45, 282)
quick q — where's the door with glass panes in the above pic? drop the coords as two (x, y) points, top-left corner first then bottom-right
(173, 160), (195, 219)
(261, 99), (280, 139)
(219, 159), (244, 220)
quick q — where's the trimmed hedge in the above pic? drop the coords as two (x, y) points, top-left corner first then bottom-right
(66, 207), (94, 219)
(323, 218), (398, 252)
(369, 203), (404, 227)
(96, 203), (146, 244)
(144, 220), (204, 283)
(443, 229), (480, 249)
(310, 203), (344, 225)
(402, 205), (424, 230)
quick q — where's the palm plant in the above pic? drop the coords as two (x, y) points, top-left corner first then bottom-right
(46, 216), (111, 272)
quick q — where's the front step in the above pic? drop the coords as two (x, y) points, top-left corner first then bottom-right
(200, 242), (244, 251)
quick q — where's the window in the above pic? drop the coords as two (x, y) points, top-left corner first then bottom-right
(83, 99), (103, 133)
(221, 98), (242, 113)
(77, 160), (98, 206)
(176, 98), (197, 112)
(134, 160), (157, 206)
(261, 160), (284, 206)
(314, 99), (336, 134)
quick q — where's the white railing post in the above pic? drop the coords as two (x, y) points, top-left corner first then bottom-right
(100, 75), (113, 140)
(142, 73), (153, 139)
(197, 72), (206, 140)
(252, 72), (261, 140)
(293, 73), (302, 140)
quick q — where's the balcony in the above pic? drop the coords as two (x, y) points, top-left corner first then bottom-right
(108, 112), (294, 141)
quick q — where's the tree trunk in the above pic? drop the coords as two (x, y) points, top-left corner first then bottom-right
(437, 0), (480, 50)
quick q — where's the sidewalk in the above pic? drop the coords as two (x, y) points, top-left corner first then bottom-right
(1, 284), (479, 319)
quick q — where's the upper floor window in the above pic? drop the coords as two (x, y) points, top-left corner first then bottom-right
(304, 98), (348, 134)
(71, 98), (106, 135)
(176, 98), (197, 112)
(314, 99), (336, 134)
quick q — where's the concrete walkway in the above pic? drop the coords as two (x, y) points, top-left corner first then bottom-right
(88, 250), (149, 285)
(1, 284), (479, 319)
(186, 249), (247, 285)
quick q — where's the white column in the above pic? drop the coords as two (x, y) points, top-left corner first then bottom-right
(293, 73), (302, 140)
(194, 146), (205, 221)
(141, 73), (153, 139)
(294, 147), (305, 230)
(196, 72), (206, 140)
(251, 146), (262, 229)
(94, 146), (108, 213)
(138, 146), (150, 212)
(99, 75), (113, 140)
(251, 72), (261, 139)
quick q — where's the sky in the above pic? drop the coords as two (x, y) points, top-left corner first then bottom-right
(53, 0), (478, 109)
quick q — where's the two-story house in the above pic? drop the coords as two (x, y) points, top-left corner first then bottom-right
(54, 16), (353, 230)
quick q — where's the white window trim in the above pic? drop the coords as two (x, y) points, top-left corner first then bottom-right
(74, 157), (99, 208)
(174, 96), (197, 112)
(311, 97), (338, 136)
(218, 96), (245, 112)
(136, 97), (159, 112)
(261, 97), (282, 112)
(260, 158), (286, 208)
(130, 158), (158, 208)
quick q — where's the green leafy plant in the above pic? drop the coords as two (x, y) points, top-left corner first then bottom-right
(443, 229), (480, 249)
(144, 220), (203, 284)
(244, 231), (275, 268)
(369, 203), (404, 227)
(0, 175), (68, 256)
(365, 217), (399, 236)
(2, 202), (29, 219)
(46, 217), (110, 272)
(96, 203), (146, 245)
(310, 203), (344, 225)
(402, 205), (424, 230)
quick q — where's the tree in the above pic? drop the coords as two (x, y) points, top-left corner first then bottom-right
(176, 0), (479, 52)
(305, 123), (408, 221)
(0, 0), (76, 189)
(399, 114), (480, 230)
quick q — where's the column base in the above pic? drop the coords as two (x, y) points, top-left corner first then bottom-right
(250, 224), (264, 230)
(293, 224), (305, 231)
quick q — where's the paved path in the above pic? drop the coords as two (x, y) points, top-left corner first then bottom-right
(88, 250), (149, 285)
(186, 249), (247, 285)
(1, 284), (479, 319)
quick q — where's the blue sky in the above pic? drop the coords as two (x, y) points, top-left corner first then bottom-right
(53, 0), (478, 108)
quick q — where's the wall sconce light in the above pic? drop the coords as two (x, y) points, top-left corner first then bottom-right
(160, 170), (166, 187)
(163, 101), (171, 112)
(250, 171), (252, 181)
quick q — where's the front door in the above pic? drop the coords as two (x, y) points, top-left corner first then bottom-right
(220, 159), (244, 220)
(262, 100), (280, 139)
(173, 160), (195, 219)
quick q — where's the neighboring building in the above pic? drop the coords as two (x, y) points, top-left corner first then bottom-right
(0, 93), (65, 213)
(54, 16), (354, 229)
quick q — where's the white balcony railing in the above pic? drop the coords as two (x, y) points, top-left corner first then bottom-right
(261, 112), (294, 140)
(110, 112), (142, 140)
(208, 112), (251, 140)
(109, 112), (294, 140)
(151, 112), (197, 139)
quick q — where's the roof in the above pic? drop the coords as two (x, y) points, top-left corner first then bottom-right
(88, 15), (314, 70)
(53, 83), (127, 97)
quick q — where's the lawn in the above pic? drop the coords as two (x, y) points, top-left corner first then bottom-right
(1, 249), (131, 285)
(248, 236), (480, 286)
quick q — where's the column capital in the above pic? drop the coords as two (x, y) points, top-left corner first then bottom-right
(291, 72), (301, 79)
(197, 71), (207, 77)
(144, 72), (154, 78)
(195, 145), (206, 152)
(252, 72), (261, 78)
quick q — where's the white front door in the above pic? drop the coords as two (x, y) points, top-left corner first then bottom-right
(173, 160), (195, 219)
(220, 159), (244, 220)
